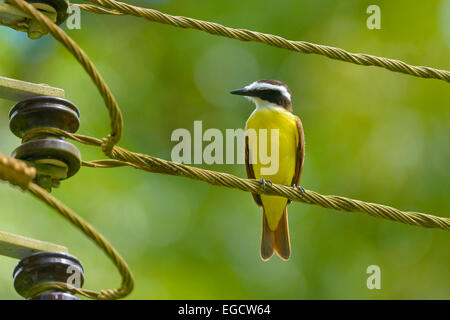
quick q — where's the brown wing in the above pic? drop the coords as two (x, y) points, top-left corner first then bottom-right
(245, 135), (262, 207)
(289, 116), (305, 201)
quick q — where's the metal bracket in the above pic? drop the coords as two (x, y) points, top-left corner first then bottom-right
(0, 0), (57, 39)
(0, 230), (68, 260)
(0, 75), (65, 101)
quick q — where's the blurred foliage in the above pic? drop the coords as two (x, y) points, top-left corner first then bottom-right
(0, 0), (449, 299)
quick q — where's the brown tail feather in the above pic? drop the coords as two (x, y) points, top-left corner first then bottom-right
(274, 209), (291, 260)
(261, 212), (275, 260)
(261, 208), (291, 261)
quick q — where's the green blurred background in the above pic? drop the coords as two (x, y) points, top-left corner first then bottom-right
(0, 0), (449, 299)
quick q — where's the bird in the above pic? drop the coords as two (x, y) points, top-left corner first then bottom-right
(230, 79), (305, 260)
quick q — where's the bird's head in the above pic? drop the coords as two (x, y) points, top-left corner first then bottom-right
(230, 79), (292, 112)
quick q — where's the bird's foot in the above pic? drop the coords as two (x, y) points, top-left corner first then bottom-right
(292, 184), (305, 194)
(259, 178), (272, 190)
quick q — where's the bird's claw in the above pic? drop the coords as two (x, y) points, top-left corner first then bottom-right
(259, 178), (272, 190)
(292, 184), (305, 194)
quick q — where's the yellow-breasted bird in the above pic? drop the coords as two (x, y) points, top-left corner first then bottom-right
(231, 80), (305, 261)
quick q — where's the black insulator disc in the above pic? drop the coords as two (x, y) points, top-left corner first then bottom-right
(26, 0), (70, 25)
(11, 139), (81, 178)
(13, 251), (84, 299)
(29, 292), (80, 300)
(9, 96), (80, 139)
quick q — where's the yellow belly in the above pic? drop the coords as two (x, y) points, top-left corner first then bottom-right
(245, 107), (299, 230)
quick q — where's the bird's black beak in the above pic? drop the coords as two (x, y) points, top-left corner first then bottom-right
(230, 88), (252, 96)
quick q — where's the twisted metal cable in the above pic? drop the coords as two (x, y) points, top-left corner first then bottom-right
(107, 147), (450, 231)
(78, 0), (450, 82)
(76, 3), (124, 15)
(9, 0), (124, 151)
(27, 183), (134, 299)
(0, 153), (36, 190)
(0, 152), (134, 300)
(24, 128), (450, 232)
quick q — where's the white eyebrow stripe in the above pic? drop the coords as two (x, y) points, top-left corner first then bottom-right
(244, 82), (291, 101)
